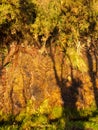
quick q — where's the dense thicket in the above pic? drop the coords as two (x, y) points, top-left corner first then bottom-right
(0, 1), (98, 129)
(0, 0), (98, 70)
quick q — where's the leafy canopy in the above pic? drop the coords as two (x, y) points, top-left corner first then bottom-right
(0, 0), (98, 71)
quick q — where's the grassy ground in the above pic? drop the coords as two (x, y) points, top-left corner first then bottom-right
(0, 107), (98, 130)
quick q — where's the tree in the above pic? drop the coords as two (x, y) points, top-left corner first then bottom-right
(0, 0), (98, 71)
(0, 0), (36, 46)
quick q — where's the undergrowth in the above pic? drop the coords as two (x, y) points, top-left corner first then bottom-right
(0, 100), (98, 130)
